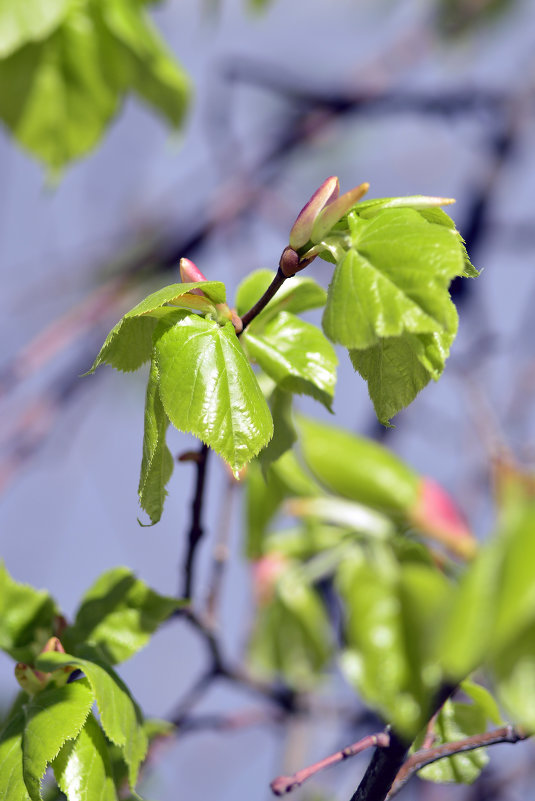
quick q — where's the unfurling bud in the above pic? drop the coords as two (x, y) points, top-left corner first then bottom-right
(179, 257), (208, 295)
(310, 182), (369, 243)
(409, 477), (477, 560)
(289, 176), (340, 250)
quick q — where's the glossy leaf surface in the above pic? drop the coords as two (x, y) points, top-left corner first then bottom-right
(0, 712), (29, 801)
(235, 270), (326, 323)
(22, 681), (94, 801)
(36, 647), (147, 788)
(88, 282), (225, 373)
(154, 313), (273, 475)
(242, 311), (337, 409)
(137, 361), (174, 525)
(0, 0), (68, 56)
(63, 567), (180, 664)
(53, 713), (117, 801)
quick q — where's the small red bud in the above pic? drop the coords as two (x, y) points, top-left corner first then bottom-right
(252, 553), (288, 605)
(310, 182), (369, 243)
(279, 246), (301, 277)
(289, 176), (340, 250)
(179, 257), (208, 296)
(410, 477), (477, 560)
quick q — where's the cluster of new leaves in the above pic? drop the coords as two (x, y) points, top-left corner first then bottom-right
(0, 0), (189, 169)
(89, 187), (473, 524)
(245, 417), (535, 784)
(0, 563), (179, 801)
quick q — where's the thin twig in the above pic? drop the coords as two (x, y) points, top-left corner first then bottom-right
(387, 725), (530, 800)
(270, 732), (390, 796)
(239, 267), (287, 331)
(181, 443), (210, 599)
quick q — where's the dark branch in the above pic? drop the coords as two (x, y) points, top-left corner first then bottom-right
(239, 267), (287, 332)
(181, 443), (210, 599)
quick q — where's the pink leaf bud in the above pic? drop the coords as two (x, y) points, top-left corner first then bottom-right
(252, 553), (288, 605)
(179, 257), (208, 296)
(289, 176), (340, 250)
(310, 182), (369, 243)
(410, 477), (477, 560)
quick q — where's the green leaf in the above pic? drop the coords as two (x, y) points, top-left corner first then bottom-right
(0, 0), (69, 57)
(63, 567), (181, 665)
(0, 562), (57, 663)
(99, 0), (189, 129)
(87, 282), (226, 374)
(0, 0), (190, 169)
(349, 300), (457, 424)
(258, 388), (297, 474)
(153, 313), (273, 475)
(417, 698), (490, 784)
(297, 417), (419, 514)
(22, 681), (94, 801)
(338, 551), (449, 736)
(0, 711), (29, 801)
(36, 647), (147, 789)
(322, 208), (466, 422)
(53, 713), (118, 801)
(461, 680), (502, 726)
(249, 567), (331, 687)
(138, 361), (174, 525)
(235, 270), (326, 323)
(242, 312), (337, 409)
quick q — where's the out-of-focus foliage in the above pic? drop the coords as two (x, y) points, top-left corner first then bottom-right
(0, 0), (190, 169)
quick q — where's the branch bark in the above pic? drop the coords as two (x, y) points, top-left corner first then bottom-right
(181, 442), (210, 599)
(239, 267), (287, 332)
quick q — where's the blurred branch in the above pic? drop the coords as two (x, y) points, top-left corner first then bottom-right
(387, 724), (530, 799)
(270, 731), (390, 796)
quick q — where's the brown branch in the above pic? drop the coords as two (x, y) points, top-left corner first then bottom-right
(387, 725), (530, 799)
(239, 267), (287, 332)
(271, 732), (390, 796)
(181, 443), (210, 599)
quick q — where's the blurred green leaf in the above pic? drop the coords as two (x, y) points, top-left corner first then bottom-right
(54, 713), (117, 801)
(258, 388), (297, 474)
(0, 0), (69, 57)
(36, 646), (147, 789)
(138, 361), (174, 525)
(416, 697), (490, 784)
(154, 312), (273, 475)
(87, 282), (225, 374)
(242, 312), (337, 409)
(0, 0), (190, 168)
(249, 567), (331, 687)
(0, 562), (57, 663)
(63, 567), (181, 664)
(338, 550), (449, 736)
(22, 681), (94, 801)
(298, 417), (418, 514)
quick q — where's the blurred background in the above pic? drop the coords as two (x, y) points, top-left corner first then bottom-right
(1, 0), (535, 798)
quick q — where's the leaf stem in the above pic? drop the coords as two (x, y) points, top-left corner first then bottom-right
(239, 267), (287, 332)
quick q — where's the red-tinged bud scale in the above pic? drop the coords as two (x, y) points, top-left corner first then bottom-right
(410, 477), (477, 560)
(180, 257), (208, 295)
(310, 182), (369, 243)
(289, 176), (340, 250)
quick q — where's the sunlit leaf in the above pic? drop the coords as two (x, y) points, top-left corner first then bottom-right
(0, 562), (57, 663)
(53, 713), (117, 801)
(0, 0), (69, 57)
(236, 270), (326, 324)
(138, 361), (174, 525)
(154, 312), (273, 475)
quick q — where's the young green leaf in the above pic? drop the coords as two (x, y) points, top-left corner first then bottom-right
(87, 282), (225, 374)
(242, 312), (337, 409)
(22, 680), (94, 801)
(0, 711), (29, 801)
(53, 713), (118, 801)
(36, 647), (147, 789)
(349, 301), (457, 425)
(153, 313), (273, 475)
(297, 417), (419, 514)
(235, 270), (326, 323)
(138, 361), (174, 525)
(0, 562), (57, 663)
(258, 388), (297, 474)
(63, 567), (181, 665)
